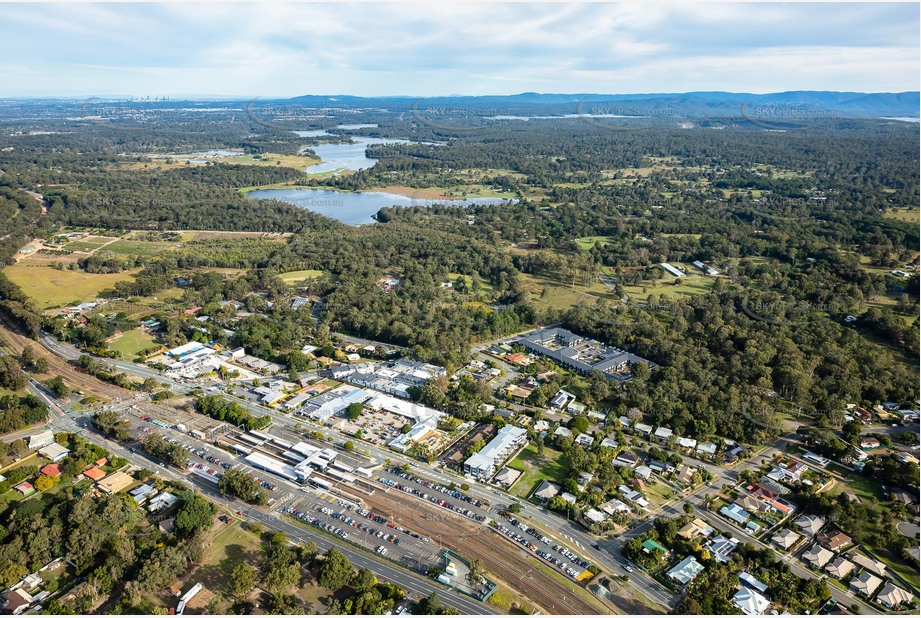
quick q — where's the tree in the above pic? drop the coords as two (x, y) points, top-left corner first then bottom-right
(466, 559), (483, 586)
(507, 503), (522, 514)
(229, 562), (258, 600)
(317, 547), (353, 591)
(346, 402), (363, 420)
(568, 416), (589, 434)
(351, 567), (377, 593)
(264, 562), (301, 595)
(344, 440), (355, 451)
(174, 492), (215, 537)
(35, 474), (55, 491)
(683, 502), (694, 514)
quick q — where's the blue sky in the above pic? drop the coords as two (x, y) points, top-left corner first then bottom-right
(1, 2), (918, 97)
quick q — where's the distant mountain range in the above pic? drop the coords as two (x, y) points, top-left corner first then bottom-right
(285, 91), (919, 119)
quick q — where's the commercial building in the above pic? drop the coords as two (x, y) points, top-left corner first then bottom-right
(97, 471), (134, 494)
(464, 425), (528, 479)
(517, 327), (653, 379)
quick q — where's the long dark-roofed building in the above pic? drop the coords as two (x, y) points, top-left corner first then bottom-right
(517, 326), (653, 380)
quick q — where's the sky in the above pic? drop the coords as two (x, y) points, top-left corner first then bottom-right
(1, 1), (918, 98)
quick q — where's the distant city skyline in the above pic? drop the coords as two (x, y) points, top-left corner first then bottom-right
(1, 2), (918, 98)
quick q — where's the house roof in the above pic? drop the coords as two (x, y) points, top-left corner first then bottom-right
(851, 554), (887, 577)
(874, 582), (913, 608)
(678, 518), (714, 539)
(96, 471), (133, 494)
(850, 571), (882, 596)
(40, 463), (62, 477)
(795, 514), (825, 535)
(818, 530), (852, 551)
(667, 556), (704, 585)
(732, 587), (770, 616)
(771, 528), (802, 549)
(2, 588), (33, 610)
(824, 556), (855, 579)
(83, 466), (106, 481)
(533, 480), (560, 500)
(739, 572), (768, 593)
(801, 544), (834, 568)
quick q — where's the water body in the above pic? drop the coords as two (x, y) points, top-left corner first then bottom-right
(292, 125), (408, 173)
(247, 187), (514, 226)
(487, 114), (637, 120)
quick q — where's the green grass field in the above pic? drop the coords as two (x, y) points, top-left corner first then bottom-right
(107, 329), (158, 357)
(574, 236), (616, 250)
(3, 264), (139, 308)
(882, 208), (919, 224)
(104, 239), (180, 257)
(621, 273), (716, 302)
(278, 269), (325, 284)
(518, 271), (621, 312)
(507, 444), (569, 499)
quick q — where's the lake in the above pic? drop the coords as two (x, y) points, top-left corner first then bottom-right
(292, 125), (408, 173)
(247, 188), (514, 226)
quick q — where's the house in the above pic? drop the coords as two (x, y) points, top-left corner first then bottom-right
(635, 465), (652, 480)
(676, 436), (697, 450)
(147, 492), (177, 512)
(574, 433), (594, 447)
(553, 426), (572, 439)
(96, 471), (133, 494)
(732, 587), (770, 616)
(818, 530), (852, 552)
(654, 426), (673, 442)
(706, 535), (740, 563)
(696, 442), (717, 456)
(83, 466), (106, 481)
(849, 571), (882, 597)
(617, 416), (632, 429)
(159, 518), (176, 534)
(1, 589), (33, 614)
(14, 482), (34, 496)
(795, 514), (825, 536)
(648, 459), (675, 474)
(678, 518), (714, 539)
(493, 467), (522, 488)
(599, 498), (630, 515)
(129, 483), (157, 505)
(533, 420), (550, 433)
(634, 423), (653, 436)
(38, 442), (69, 463)
(613, 451), (639, 468)
(874, 582), (913, 609)
(675, 464), (696, 485)
(584, 508), (607, 524)
(735, 494), (763, 513)
(560, 492), (577, 504)
(720, 504), (751, 526)
(771, 528), (803, 550)
(824, 556), (854, 579)
(801, 544), (834, 569)
(548, 389), (576, 411)
(859, 437), (881, 450)
(600, 438), (619, 450)
(642, 539), (669, 558)
(850, 554), (887, 577)
(39, 463), (62, 478)
(533, 480), (560, 502)
(739, 572), (768, 594)
(667, 556), (705, 585)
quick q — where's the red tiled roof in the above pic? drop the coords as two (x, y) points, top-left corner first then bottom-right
(84, 467), (106, 481)
(40, 463), (62, 477)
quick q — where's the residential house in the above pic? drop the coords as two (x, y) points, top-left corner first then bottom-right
(676, 436), (697, 450)
(675, 464), (696, 486)
(706, 535), (740, 563)
(533, 480), (560, 502)
(696, 442), (717, 457)
(654, 426), (673, 442)
(560, 492), (577, 505)
(493, 467), (522, 488)
(739, 572), (769, 594)
(720, 504), (751, 526)
(874, 583), (913, 609)
(38, 442), (69, 463)
(599, 499), (630, 515)
(849, 571), (882, 597)
(634, 465), (652, 480)
(818, 530), (852, 552)
(1, 589), (33, 615)
(642, 539), (670, 559)
(574, 433), (594, 447)
(824, 556), (854, 579)
(732, 587), (770, 616)
(600, 438), (619, 450)
(667, 556), (705, 586)
(39, 463), (62, 478)
(771, 528), (803, 550)
(83, 467), (106, 481)
(613, 451), (639, 468)
(634, 423), (653, 436)
(801, 544), (834, 569)
(850, 554), (887, 577)
(553, 426), (572, 439)
(678, 518), (714, 539)
(795, 514), (825, 536)
(584, 508), (607, 525)
(859, 437), (881, 450)
(14, 482), (34, 496)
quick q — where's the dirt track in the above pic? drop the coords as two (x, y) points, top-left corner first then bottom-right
(359, 486), (617, 615)
(0, 318), (131, 401)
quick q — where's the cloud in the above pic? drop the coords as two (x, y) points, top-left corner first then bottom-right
(0, 2), (916, 97)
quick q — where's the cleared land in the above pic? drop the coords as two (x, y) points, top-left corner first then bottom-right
(279, 269), (325, 284)
(507, 444), (569, 499)
(3, 263), (139, 308)
(106, 329), (158, 357)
